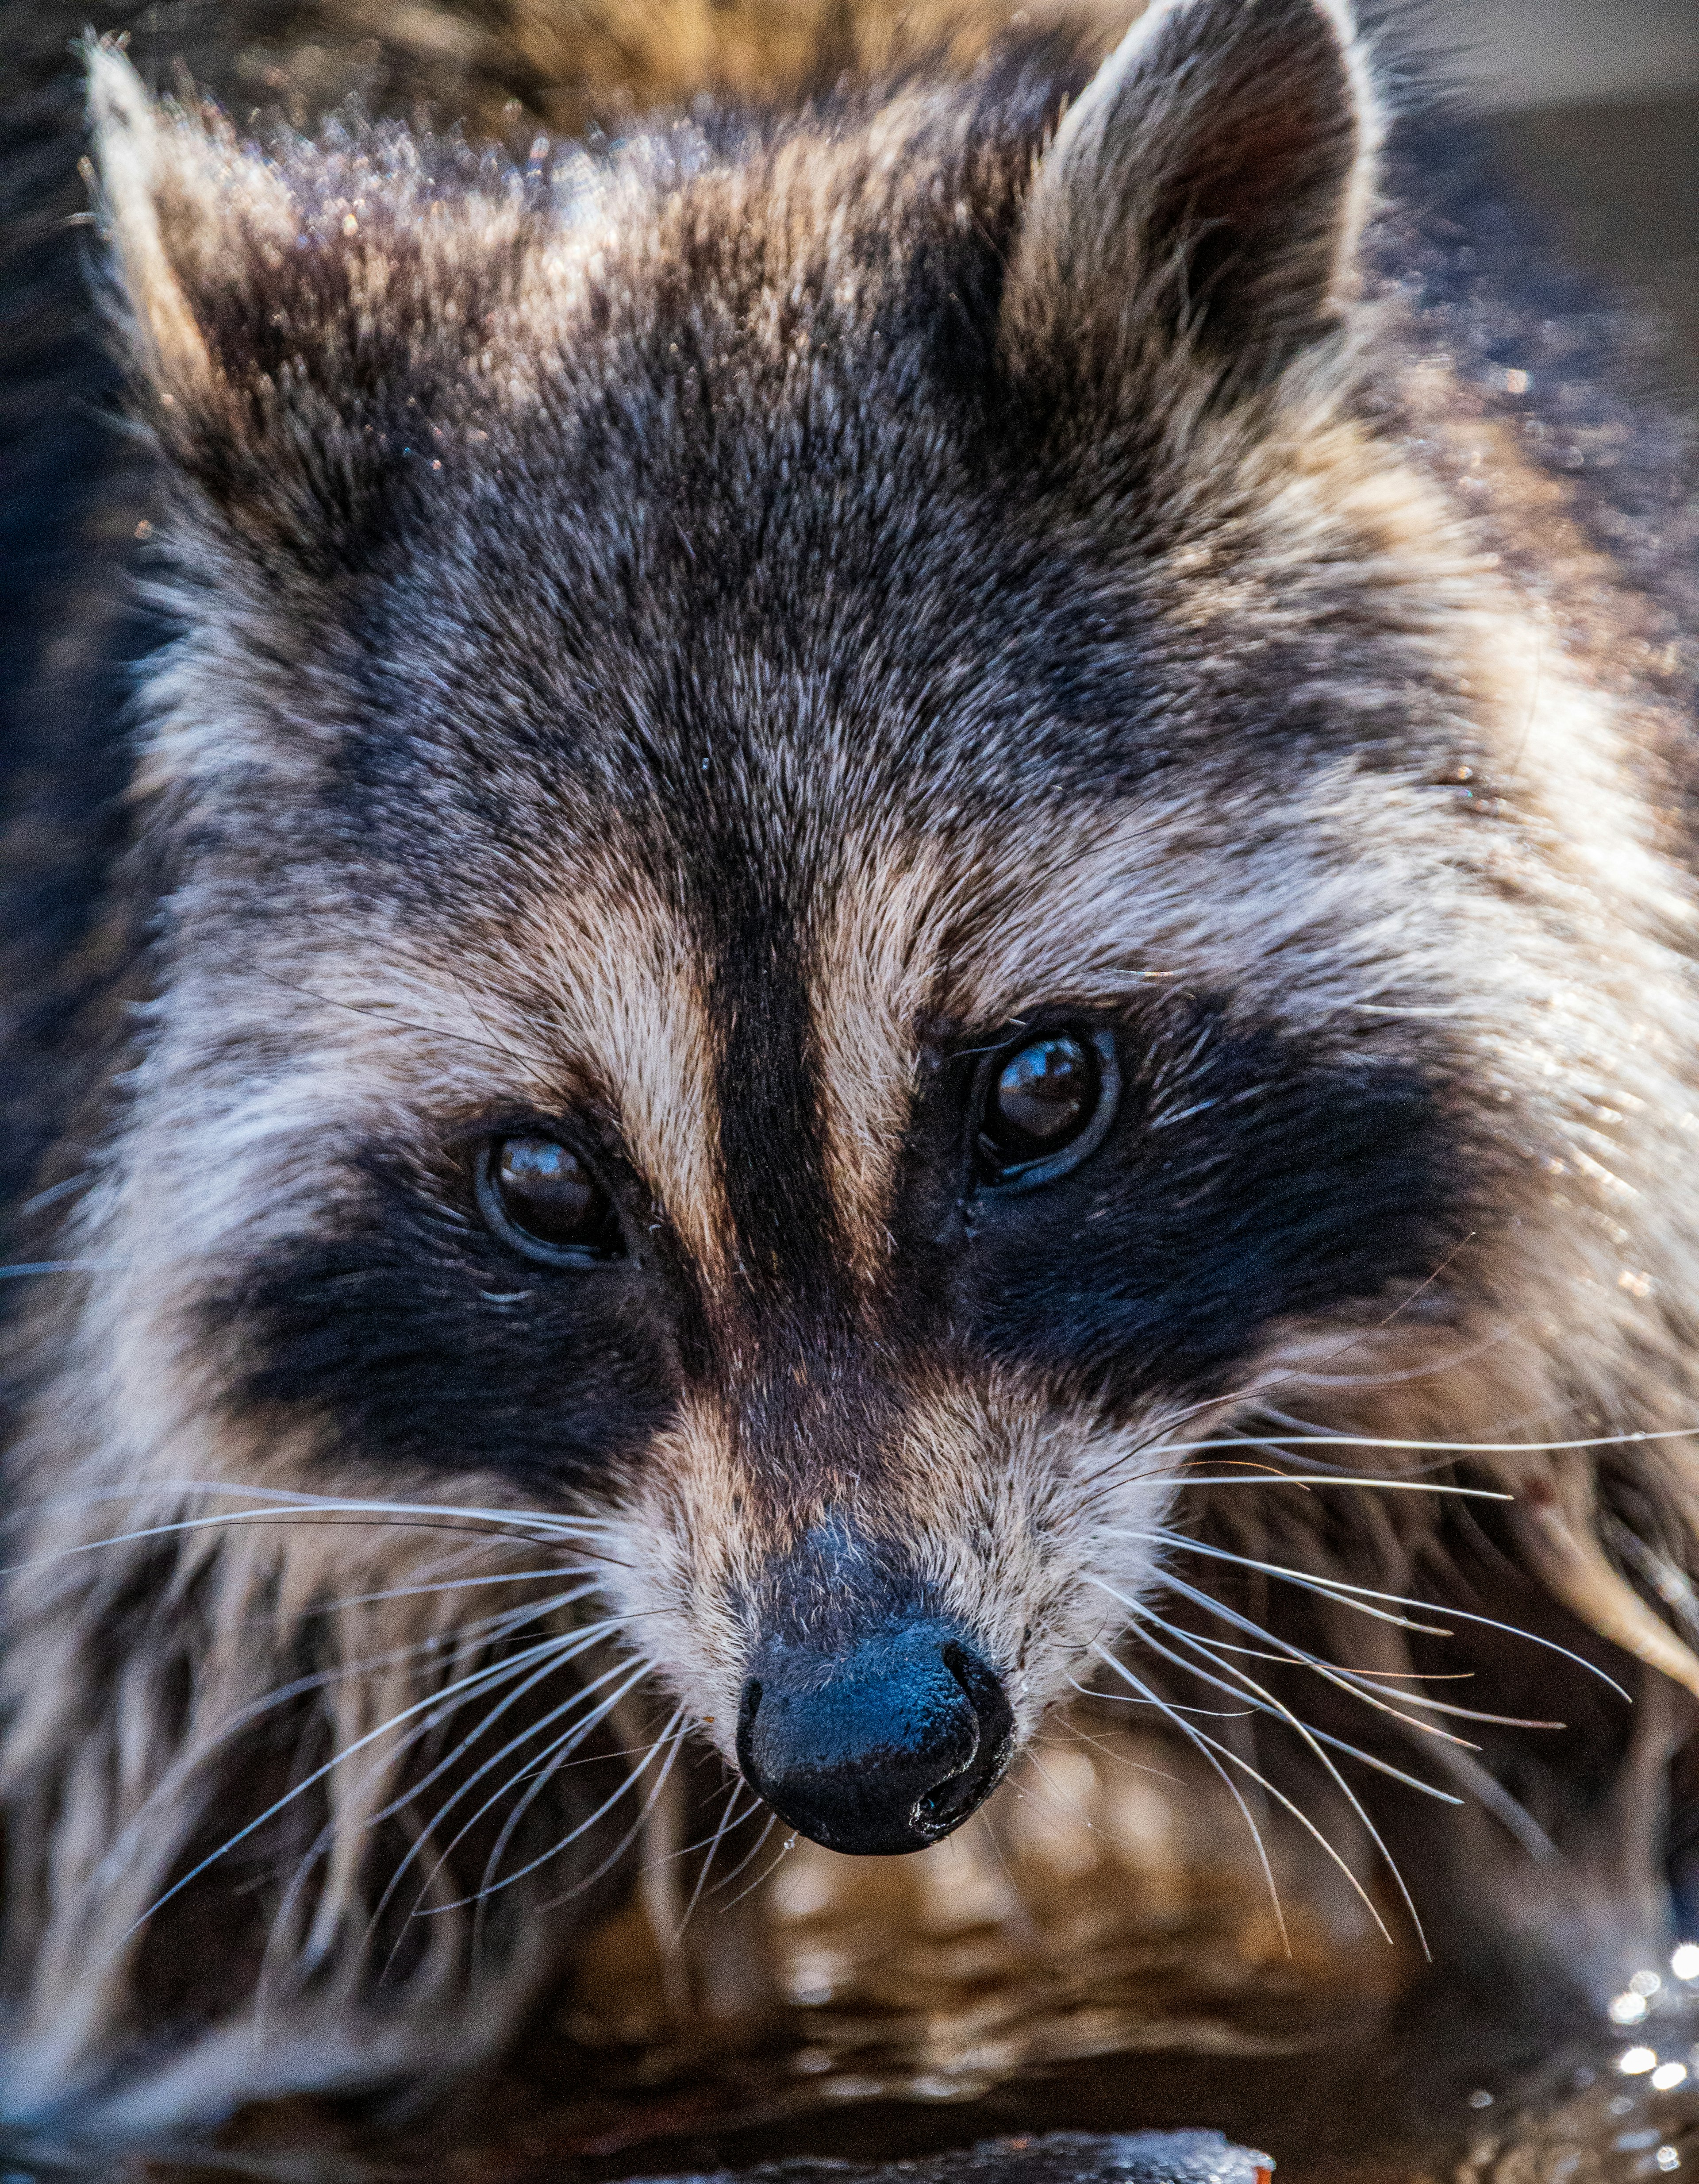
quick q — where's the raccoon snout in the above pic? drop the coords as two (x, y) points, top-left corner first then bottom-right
(734, 1622), (1015, 1855)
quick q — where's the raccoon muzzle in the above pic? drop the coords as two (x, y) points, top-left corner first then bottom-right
(736, 1619), (1015, 1856)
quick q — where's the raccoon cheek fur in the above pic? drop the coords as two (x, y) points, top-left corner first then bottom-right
(2, 0), (1698, 2141)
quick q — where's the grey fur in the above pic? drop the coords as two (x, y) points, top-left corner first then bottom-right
(2, 0), (1699, 2147)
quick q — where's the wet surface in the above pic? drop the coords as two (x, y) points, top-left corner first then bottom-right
(7, 1726), (1699, 2184)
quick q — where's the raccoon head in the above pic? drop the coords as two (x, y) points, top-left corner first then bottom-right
(34, 0), (1689, 1914)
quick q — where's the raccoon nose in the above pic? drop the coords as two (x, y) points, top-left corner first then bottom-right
(735, 1622), (1015, 1855)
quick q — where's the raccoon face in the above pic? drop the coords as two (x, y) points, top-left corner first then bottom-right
(63, 0), (1628, 1872)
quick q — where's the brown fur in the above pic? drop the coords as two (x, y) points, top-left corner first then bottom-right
(2, 0), (1699, 2149)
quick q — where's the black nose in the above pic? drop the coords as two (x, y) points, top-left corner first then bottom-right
(735, 1621), (1015, 1855)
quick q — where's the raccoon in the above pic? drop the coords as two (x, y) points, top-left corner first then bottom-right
(3, 0), (1699, 2146)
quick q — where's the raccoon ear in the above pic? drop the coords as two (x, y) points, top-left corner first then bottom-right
(86, 43), (527, 577)
(87, 45), (321, 550)
(1001, 0), (1380, 396)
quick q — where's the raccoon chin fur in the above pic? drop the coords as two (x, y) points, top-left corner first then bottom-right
(2, 0), (1699, 2146)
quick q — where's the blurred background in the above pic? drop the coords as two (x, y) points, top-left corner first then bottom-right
(1441, 0), (1697, 403)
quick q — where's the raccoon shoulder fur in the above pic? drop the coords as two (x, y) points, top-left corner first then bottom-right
(3, 0), (1699, 2147)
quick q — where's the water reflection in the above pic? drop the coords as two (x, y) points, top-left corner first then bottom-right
(6, 1716), (1699, 2184)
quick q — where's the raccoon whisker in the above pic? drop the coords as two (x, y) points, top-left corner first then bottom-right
(42, 1478), (622, 1538)
(225, 1573), (610, 1648)
(365, 1628), (641, 1834)
(1102, 1622), (1424, 1953)
(1, 1505), (609, 1579)
(1084, 1647), (1295, 1957)
(297, 1570), (609, 1616)
(1164, 1473), (1512, 1494)
(534, 1712), (695, 1915)
(1134, 1563), (1562, 1729)
(395, 1664), (661, 1956)
(1117, 1603), (1447, 1953)
(1119, 1618), (1506, 1705)
(359, 1627), (674, 1891)
(1178, 1426), (1699, 1457)
(1117, 1529), (1454, 1633)
(1075, 1260), (1493, 1495)
(676, 1780), (758, 1937)
(445, 970), (538, 1073)
(0, 1260), (119, 1277)
(1064, 1680), (1257, 1719)
(425, 1702), (688, 1915)
(1602, 1514), (1699, 1641)
(1053, 1718), (1188, 1785)
(104, 1627), (621, 1960)
(371, 1660), (659, 1966)
(93, 1612), (593, 1898)
(1019, 1751), (1111, 1837)
(717, 1815), (795, 1915)
(1137, 1565), (1484, 1752)
(1104, 1586), (1472, 1790)
(1148, 1624), (1445, 1958)
(664, 1776), (761, 1869)
(711, 1808), (780, 1898)
(1073, 1444), (1513, 1521)
(1120, 1529), (1635, 1700)
(19, 1172), (92, 1214)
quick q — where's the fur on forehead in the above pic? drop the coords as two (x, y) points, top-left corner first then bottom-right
(86, 0), (1381, 592)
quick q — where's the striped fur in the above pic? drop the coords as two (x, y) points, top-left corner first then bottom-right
(2, 0), (1699, 2145)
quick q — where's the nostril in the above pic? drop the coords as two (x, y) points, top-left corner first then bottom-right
(941, 1640), (1009, 1736)
(736, 1676), (762, 1750)
(924, 1640), (1015, 1831)
(940, 1641), (978, 1700)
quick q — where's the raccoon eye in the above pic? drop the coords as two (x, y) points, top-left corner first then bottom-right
(976, 1029), (1120, 1191)
(476, 1136), (623, 1266)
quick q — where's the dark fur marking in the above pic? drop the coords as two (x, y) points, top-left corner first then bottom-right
(209, 1148), (682, 1488)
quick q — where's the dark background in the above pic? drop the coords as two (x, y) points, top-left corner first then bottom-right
(1451, 0), (1697, 406)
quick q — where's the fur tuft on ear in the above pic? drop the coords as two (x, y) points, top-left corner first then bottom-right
(84, 42), (549, 577)
(1001, 0), (1382, 399)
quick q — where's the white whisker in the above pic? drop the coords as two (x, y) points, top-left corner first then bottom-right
(1106, 1601), (1440, 1954)
(1123, 1529), (1634, 1700)
(711, 1809), (778, 1899)
(1081, 1649), (1293, 1955)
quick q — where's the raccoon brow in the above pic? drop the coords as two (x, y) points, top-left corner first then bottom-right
(255, 970), (527, 1066)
